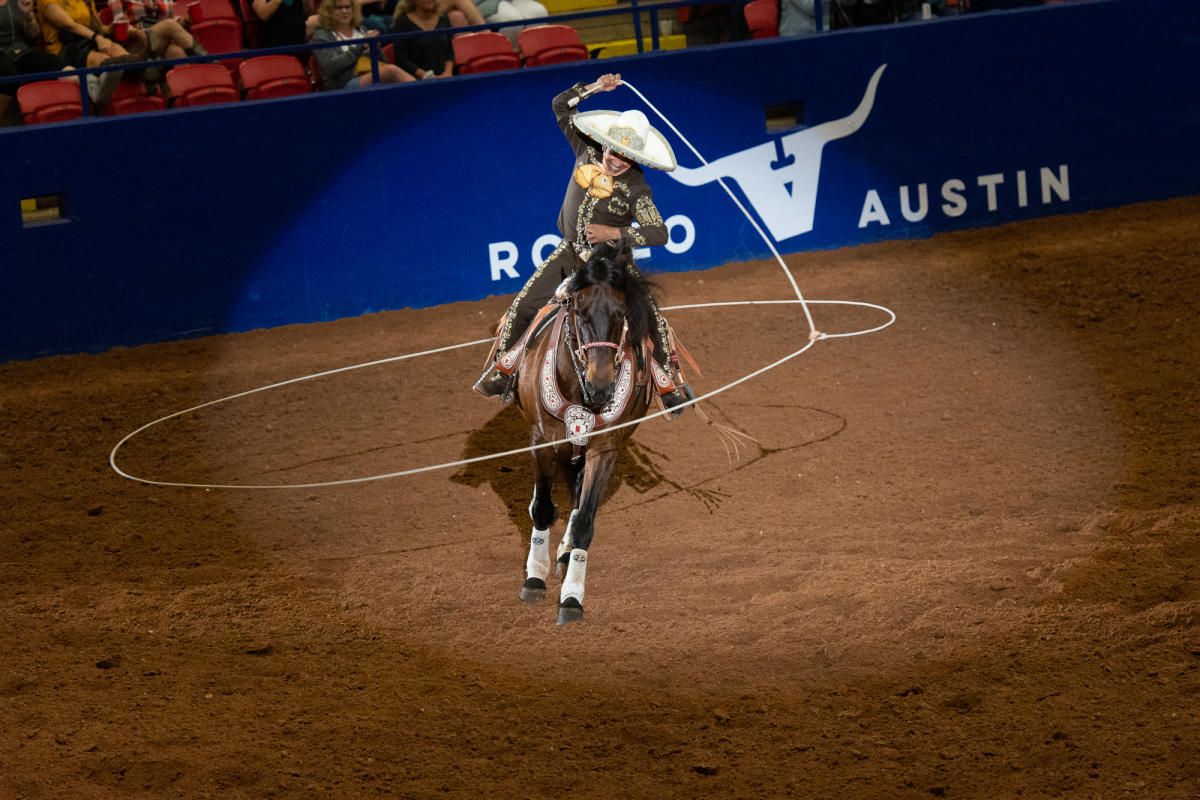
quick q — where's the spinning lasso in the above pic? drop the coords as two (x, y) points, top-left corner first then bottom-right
(109, 81), (896, 490)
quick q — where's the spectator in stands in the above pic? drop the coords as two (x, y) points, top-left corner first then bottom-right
(779, 0), (829, 36)
(117, 0), (207, 59)
(379, 0), (483, 27)
(252, 0), (309, 48)
(444, 0), (483, 25)
(312, 0), (413, 87)
(36, 0), (140, 102)
(469, 0), (544, 45)
(477, 0), (544, 28)
(389, 0), (451, 79)
(0, 0), (65, 122)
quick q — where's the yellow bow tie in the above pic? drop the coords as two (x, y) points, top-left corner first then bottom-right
(574, 164), (614, 199)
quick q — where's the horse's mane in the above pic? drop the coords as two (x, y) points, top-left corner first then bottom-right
(566, 240), (659, 347)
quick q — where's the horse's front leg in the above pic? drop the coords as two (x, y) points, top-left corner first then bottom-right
(520, 444), (558, 604)
(557, 447), (618, 625)
(556, 453), (585, 578)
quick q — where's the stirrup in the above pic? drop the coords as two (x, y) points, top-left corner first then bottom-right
(473, 367), (515, 401)
(662, 384), (695, 420)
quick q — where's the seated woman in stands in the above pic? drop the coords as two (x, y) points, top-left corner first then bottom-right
(36, 0), (142, 103)
(312, 0), (413, 88)
(389, 0), (451, 79)
(0, 0), (66, 123)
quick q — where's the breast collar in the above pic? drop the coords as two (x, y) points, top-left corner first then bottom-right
(539, 305), (638, 432)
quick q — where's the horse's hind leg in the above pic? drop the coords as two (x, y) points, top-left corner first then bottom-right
(520, 446), (557, 604)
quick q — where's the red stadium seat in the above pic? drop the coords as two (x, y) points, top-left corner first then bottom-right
(744, 0), (778, 38)
(102, 76), (167, 115)
(453, 31), (519, 74)
(190, 18), (244, 73)
(191, 17), (244, 53)
(187, 0), (238, 23)
(238, 55), (311, 100)
(17, 80), (84, 124)
(517, 25), (588, 67)
(166, 63), (239, 106)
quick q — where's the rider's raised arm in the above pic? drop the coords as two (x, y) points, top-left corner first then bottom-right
(553, 83), (593, 158)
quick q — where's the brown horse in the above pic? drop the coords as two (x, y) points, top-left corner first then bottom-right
(512, 240), (659, 624)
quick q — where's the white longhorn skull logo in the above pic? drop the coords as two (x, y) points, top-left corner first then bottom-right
(669, 64), (887, 241)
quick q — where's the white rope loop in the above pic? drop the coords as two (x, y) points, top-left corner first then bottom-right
(107, 301), (893, 490)
(108, 83), (897, 491)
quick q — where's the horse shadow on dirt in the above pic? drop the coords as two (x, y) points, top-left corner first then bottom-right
(450, 401), (845, 536)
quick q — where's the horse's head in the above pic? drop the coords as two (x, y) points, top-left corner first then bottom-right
(563, 240), (657, 411)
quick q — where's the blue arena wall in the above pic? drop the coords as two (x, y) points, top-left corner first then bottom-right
(2, 0), (1197, 361)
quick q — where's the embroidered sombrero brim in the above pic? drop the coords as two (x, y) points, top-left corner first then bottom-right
(573, 110), (677, 172)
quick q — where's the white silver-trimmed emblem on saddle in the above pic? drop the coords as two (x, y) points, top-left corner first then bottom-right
(499, 348), (520, 371)
(564, 405), (596, 445)
(650, 359), (674, 390)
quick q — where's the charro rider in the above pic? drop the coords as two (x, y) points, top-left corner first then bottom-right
(473, 72), (695, 417)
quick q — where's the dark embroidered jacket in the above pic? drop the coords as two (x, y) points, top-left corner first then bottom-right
(553, 83), (669, 252)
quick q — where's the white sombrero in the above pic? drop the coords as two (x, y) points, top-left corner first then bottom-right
(572, 109), (677, 172)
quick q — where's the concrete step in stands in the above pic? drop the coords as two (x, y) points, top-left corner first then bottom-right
(589, 32), (687, 58)
(540, 0), (681, 47)
(542, 0), (615, 11)
(574, 11), (681, 47)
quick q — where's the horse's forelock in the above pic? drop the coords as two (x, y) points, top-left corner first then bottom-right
(571, 244), (657, 345)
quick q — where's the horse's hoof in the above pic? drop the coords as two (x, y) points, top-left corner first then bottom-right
(556, 553), (570, 579)
(519, 578), (546, 604)
(556, 597), (584, 625)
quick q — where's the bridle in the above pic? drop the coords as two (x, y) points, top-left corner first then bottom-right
(560, 290), (627, 407)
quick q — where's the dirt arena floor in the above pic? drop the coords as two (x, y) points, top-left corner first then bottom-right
(2, 197), (1198, 799)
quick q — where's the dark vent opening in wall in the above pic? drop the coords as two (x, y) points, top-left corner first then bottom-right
(21, 194), (66, 227)
(765, 102), (804, 132)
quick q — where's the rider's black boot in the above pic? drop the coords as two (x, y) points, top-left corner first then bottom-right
(473, 366), (515, 400)
(662, 383), (695, 420)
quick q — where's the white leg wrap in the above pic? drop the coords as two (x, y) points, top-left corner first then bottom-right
(560, 548), (588, 606)
(557, 510), (577, 562)
(526, 528), (551, 582)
